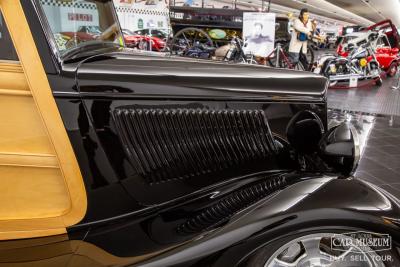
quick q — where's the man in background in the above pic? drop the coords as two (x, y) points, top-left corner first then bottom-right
(288, 8), (313, 65)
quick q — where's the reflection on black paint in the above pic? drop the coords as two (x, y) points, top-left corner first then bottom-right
(91, 100), (127, 180)
(78, 102), (109, 189)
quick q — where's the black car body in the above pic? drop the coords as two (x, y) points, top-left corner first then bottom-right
(0, 1), (400, 267)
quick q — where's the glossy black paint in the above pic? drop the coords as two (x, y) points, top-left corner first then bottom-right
(12, 1), (400, 266)
(1, 176), (400, 267)
(52, 51), (329, 223)
(48, 51), (399, 265)
(132, 177), (400, 267)
(75, 53), (327, 100)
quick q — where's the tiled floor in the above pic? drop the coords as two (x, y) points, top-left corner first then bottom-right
(355, 115), (400, 197)
(318, 43), (400, 196)
(328, 74), (400, 116)
(316, 46), (400, 116)
(328, 110), (400, 198)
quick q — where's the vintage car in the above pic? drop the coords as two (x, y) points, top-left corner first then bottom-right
(60, 25), (102, 44)
(1, 1), (400, 267)
(122, 28), (167, 51)
(337, 20), (400, 77)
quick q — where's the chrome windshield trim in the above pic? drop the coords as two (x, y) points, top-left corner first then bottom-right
(31, 0), (124, 66)
(31, 0), (62, 70)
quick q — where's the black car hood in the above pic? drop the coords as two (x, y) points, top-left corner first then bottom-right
(75, 51), (328, 101)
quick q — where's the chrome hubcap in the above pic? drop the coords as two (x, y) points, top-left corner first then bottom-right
(264, 233), (385, 267)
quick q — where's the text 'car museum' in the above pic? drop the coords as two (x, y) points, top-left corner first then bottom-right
(1, 0), (400, 266)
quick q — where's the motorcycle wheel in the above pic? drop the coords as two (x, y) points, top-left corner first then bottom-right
(387, 62), (398, 77)
(375, 77), (383, 86)
(170, 28), (214, 56)
(369, 61), (382, 86)
(283, 43), (314, 71)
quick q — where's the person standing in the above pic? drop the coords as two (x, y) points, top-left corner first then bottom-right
(289, 8), (313, 65)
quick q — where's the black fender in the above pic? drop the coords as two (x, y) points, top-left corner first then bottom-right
(133, 176), (400, 267)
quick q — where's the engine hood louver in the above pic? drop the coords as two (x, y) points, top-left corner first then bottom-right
(177, 174), (288, 234)
(112, 108), (278, 184)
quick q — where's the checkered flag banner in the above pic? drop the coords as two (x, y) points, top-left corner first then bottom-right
(115, 6), (169, 16)
(39, 0), (169, 16)
(39, 0), (97, 9)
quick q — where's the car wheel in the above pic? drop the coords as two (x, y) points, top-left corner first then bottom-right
(246, 230), (400, 267)
(387, 62), (398, 77)
(375, 77), (383, 86)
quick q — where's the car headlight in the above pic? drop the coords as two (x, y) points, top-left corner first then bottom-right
(319, 123), (360, 175)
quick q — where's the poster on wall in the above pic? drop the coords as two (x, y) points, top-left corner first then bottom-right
(114, 0), (169, 33)
(242, 12), (275, 57)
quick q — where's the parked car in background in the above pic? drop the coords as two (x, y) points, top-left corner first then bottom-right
(122, 28), (140, 48)
(134, 28), (167, 51)
(121, 28), (167, 51)
(61, 25), (102, 42)
(134, 28), (169, 39)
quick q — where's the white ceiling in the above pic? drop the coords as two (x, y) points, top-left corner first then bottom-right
(212, 0), (400, 27)
(266, 0), (374, 26)
(326, 0), (400, 27)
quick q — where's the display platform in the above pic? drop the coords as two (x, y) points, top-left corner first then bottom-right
(328, 70), (400, 116)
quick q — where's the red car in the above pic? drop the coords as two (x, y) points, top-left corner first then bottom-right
(122, 29), (141, 48)
(337, 20), (400, 76)
(61, 25), (101, 43)
(122, 29), (167, 51)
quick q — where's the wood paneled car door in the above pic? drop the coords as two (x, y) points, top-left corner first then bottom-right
(0, 2), (86, 240)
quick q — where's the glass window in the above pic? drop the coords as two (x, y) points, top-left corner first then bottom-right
(38, 0), (123, 57)
(376, 36), (390, 47)
(149, 30), (167, 39)
(0, 11), (18, 61)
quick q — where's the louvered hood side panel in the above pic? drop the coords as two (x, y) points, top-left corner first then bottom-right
(112, 108), (278, 184)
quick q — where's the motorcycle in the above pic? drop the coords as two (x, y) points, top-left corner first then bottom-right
(183, 42), (216, 59)
(170, 29), (216, 59)
(214, 37), (257, 64)
(313, 40), (383, 87)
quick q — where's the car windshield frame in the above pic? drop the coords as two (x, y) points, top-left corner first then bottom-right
(33, 0), (124, 62)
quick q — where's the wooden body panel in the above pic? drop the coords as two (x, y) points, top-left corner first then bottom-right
(0, 1), (86, 240)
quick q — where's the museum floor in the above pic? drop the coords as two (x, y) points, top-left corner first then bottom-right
(328, 71), (400, 198)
